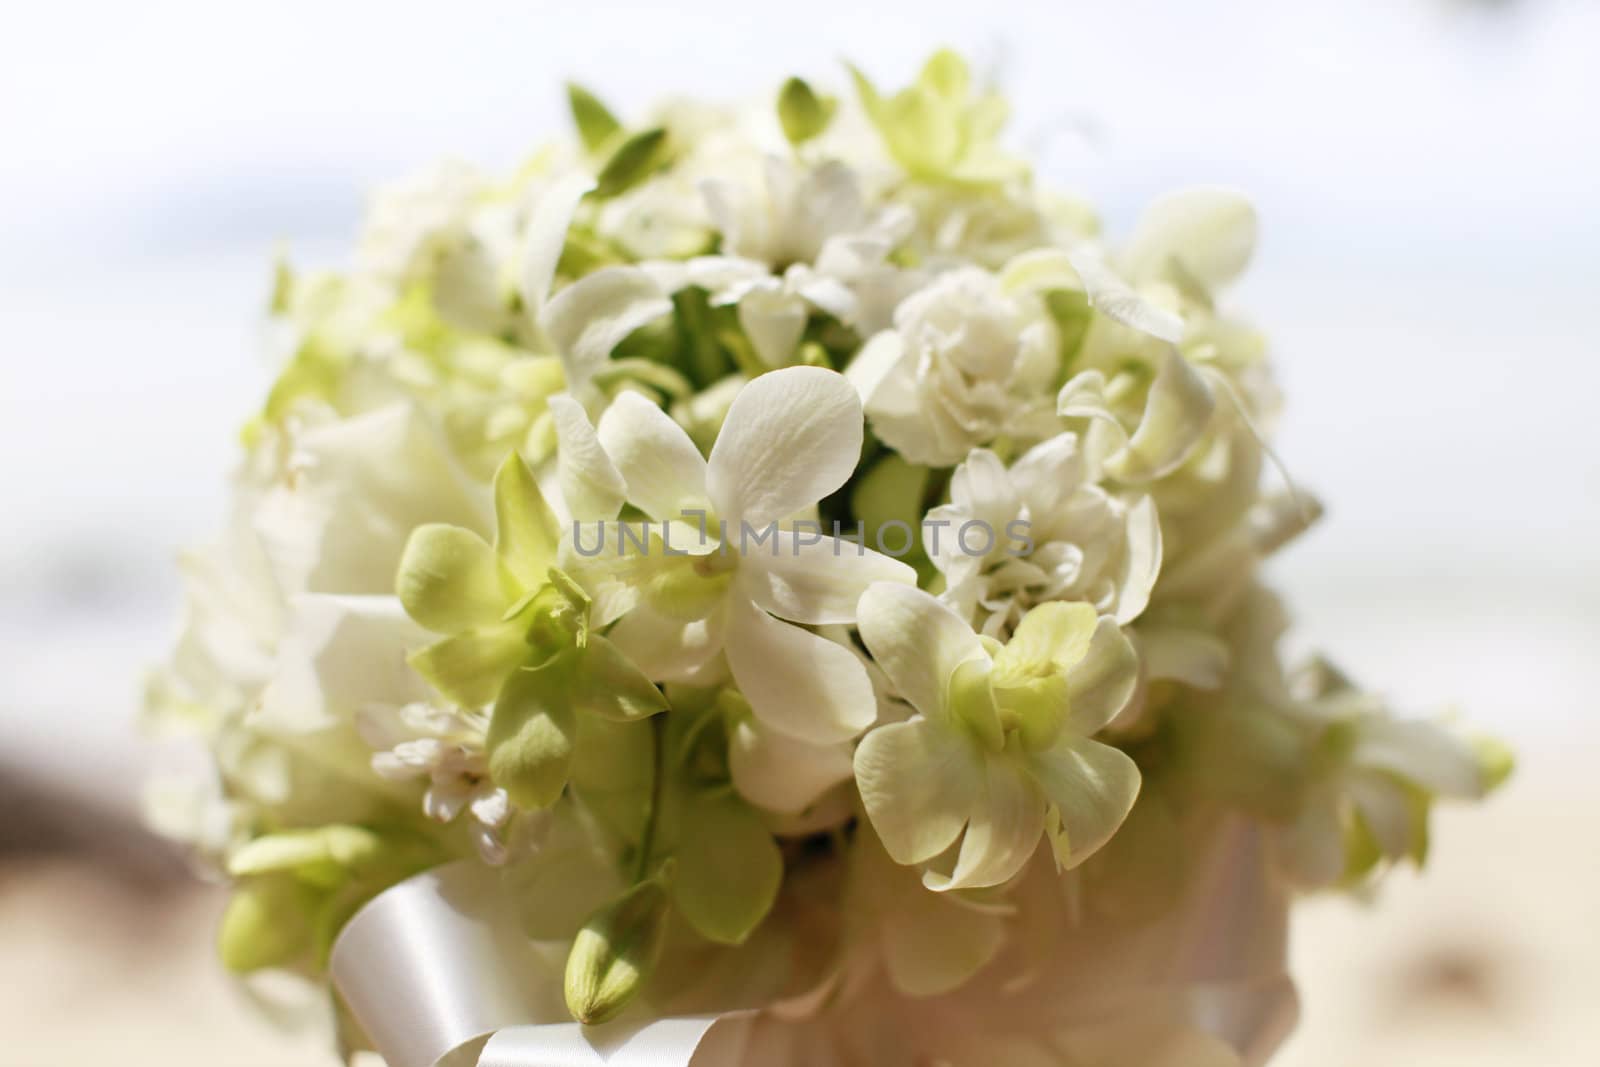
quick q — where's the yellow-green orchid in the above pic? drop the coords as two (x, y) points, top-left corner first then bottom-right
(854, 583), (1142, 890)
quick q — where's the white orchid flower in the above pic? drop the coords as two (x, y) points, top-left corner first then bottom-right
(701, 156), (878, 269)
(927, 434), (1161, 637)
(854, 583), (1141, 891)
(562, 366), (915, 744)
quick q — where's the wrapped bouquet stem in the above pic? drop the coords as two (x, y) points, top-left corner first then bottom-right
(145, 50), (1508, 1066)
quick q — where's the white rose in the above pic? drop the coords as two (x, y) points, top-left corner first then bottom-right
(849, 268), (1059, 466)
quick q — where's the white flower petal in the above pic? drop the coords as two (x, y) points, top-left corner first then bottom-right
(843, 330), (907, 409)
(1065, 616), (1141, 735)
(881, 874), (1006, 998)
(469, 787), (512, 829)
(423, 780), (471, 822)
(926, 756), (1046, 891)
(519, 171), (596, 316)
(1008, 433), (1086, 520)
(540, 265), (672, 395)
(258, 595), (431, 734)
(1028, 735), (1141, 870)
(854, 717), (982, 866)
(1354, 717), (1484, 798)
(706, 366), (864, 526)
(947, 448), (1019, 538)
(603, 600), (726, 683)
(741, 533), (914, 625)
(1348, 774), (1416, 859)
(1110, 494), (1162, 624)
(595, 390), (710, 521)
(855, 582), (986, 721)
(549, 392), (627, 523)
(737, 286), (808, 367)
(1110, 347), (1216, 482)
(723, 597), (876, 744)
(729, 719), (854, 815)
(1121, 187), (1258, 289)
(254, 404), (489, 597)
(1063, 244), (1184, 344)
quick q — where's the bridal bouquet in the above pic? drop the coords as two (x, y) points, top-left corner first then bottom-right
(145, 52), (1508, 1067)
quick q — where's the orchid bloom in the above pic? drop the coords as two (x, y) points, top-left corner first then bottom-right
(853, 583), (1141, 890)
(563, 365), (915, 744)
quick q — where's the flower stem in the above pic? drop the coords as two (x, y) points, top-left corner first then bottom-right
(634, 711), (668, 883)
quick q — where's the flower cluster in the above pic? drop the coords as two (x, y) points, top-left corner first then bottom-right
(145, 52), (1508, 1060)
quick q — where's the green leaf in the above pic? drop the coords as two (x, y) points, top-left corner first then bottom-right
(564, 875), (671, 1024)
(409, 618), (531, 709)
(567, 82), (622, 154)
(667, 789), (782, 945)
(777, 76), (835, 145)
(492, 452), (560, 589)
(572, 635), (668, 722)
(487, 655), (580, 809)
(593, 127), (670, 199)
(396, 524), (511, 634)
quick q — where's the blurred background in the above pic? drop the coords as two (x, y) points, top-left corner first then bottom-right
(2, 0), (1596, 1063)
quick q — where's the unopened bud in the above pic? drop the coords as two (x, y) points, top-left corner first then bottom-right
(563, 874), (671, 1025)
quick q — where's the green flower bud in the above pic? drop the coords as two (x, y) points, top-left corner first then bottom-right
(564, 874), (672, 1025)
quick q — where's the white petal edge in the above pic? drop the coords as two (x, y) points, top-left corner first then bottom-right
(722, 597), (876, 745)
(595, 390), (710, 521)
(741, 532), (914, 625)
(855, 582), (987, 722)
(707, 366), (866, 527)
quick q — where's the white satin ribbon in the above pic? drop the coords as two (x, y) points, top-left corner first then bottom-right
(330, 861), (748, 1067)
